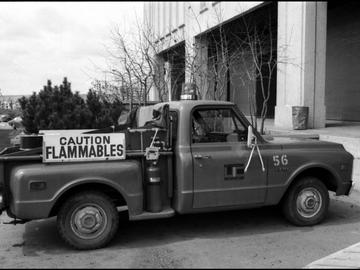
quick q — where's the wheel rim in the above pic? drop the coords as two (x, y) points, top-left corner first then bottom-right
(70, 203), (108, 240)
(296, 187), (322, 218)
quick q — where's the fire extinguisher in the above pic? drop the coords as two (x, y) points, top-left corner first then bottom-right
(145, 161), (162, 212)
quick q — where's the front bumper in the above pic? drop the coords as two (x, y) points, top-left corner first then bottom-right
(336, 181), (353, 196)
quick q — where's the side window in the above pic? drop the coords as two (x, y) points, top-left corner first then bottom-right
(192, 108), (247, 143)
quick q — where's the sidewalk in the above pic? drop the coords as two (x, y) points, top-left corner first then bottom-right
(258, 118), (360, 139)
(305, 242), (360, 268)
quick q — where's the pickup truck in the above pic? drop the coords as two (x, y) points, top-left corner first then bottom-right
(0, 99), (354, 250)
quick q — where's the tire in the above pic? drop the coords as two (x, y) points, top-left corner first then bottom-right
(282, 177), (329, 226)
(57, 191), (119, 250)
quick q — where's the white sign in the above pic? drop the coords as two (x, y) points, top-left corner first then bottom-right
(43, 133), (126, 163)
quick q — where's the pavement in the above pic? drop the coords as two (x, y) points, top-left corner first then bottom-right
(2, 191), (360, 268)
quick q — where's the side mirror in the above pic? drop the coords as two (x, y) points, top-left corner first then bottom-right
(247, 125), (255, 148)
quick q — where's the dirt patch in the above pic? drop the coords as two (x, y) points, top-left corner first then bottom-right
(130, 246), (185, 268)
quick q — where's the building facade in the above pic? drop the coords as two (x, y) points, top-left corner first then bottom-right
(143, 1), (360, 129)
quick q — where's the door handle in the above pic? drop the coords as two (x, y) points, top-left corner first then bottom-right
(194, 154), (211, 159)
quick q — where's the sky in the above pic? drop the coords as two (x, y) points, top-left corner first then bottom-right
(0, 1), (144, 96)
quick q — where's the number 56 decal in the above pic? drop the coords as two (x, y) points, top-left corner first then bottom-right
(273, 154), (288, 166)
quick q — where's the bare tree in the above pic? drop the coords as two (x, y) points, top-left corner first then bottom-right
(186, 4), (232, 101)
(96, 2), (290, 135)
(106, 24), (153, 107)
(206, 7), (231, 101)
(101, 18), (178, 108)
(228, 5), (279, 134)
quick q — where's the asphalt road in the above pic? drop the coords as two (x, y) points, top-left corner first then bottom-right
(1, 191), (360, 268)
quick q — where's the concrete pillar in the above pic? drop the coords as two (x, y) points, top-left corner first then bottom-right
(184, 2), (196, 85)
(184, 36), (196, 85)
(184, 36), (209, 99)
(149, 55), (165, 102)
(194, 36), (209, 99)
(275, 2), (327, 129)
(164, 61), (172, 101)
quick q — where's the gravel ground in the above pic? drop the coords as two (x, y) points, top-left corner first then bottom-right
(1, 191), (360, 268)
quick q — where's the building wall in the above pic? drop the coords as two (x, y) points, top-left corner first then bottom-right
(326, 2), (360, 121)
(143, 1), (186, 50)
(144, 1), (267, 104)
(144, 2), (264, 51)
(145, 2), (329, 129)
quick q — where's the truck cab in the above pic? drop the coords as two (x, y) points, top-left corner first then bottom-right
(164, 100), (267, 212)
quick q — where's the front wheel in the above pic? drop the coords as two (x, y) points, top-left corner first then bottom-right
(57, 191), (119, 250)
(282, 177), (329, 226)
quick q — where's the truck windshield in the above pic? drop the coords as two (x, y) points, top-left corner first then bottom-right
(118, 104), (170, 130)
(137, 105), (155, 127)
(117, 105), (155, 128)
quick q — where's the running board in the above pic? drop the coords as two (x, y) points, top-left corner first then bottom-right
(130, 207), (175, 221)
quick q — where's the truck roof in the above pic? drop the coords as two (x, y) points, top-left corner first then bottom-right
(154, 100), (235, 111)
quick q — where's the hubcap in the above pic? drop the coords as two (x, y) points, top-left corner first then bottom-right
(70, 204), (108, 239)
(296, 187), (322, 218)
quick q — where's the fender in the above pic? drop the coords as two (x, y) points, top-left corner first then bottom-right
(50, 176), (142, 217)
(52, 177), (128, 203)
(286, 161), (341, 190)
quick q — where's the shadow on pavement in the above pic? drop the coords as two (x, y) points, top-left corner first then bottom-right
(22, 217), (70, 256)
(21, 194), (360, 256)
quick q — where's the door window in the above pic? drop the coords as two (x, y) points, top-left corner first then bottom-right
(191, 108), (247, 143)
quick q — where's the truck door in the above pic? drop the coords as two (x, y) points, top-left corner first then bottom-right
(190, 106), (267, 209)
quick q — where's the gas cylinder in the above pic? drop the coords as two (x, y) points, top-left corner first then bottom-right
(145, 161), (162, 212)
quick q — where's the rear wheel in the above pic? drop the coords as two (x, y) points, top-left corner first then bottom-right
(282, 177), (329, 226)
(57, 191), (119, 250)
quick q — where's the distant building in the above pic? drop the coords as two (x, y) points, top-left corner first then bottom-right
(143, 1), (360, 129)
(0, 95), (26, 110)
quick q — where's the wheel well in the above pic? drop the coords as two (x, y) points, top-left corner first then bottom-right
(49, 183), (127, 217)
(279, 167), (338, 205)
(291, 167), (338, 192)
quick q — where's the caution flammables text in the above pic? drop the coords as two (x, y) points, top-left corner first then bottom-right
(43, 133), (126, 163)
